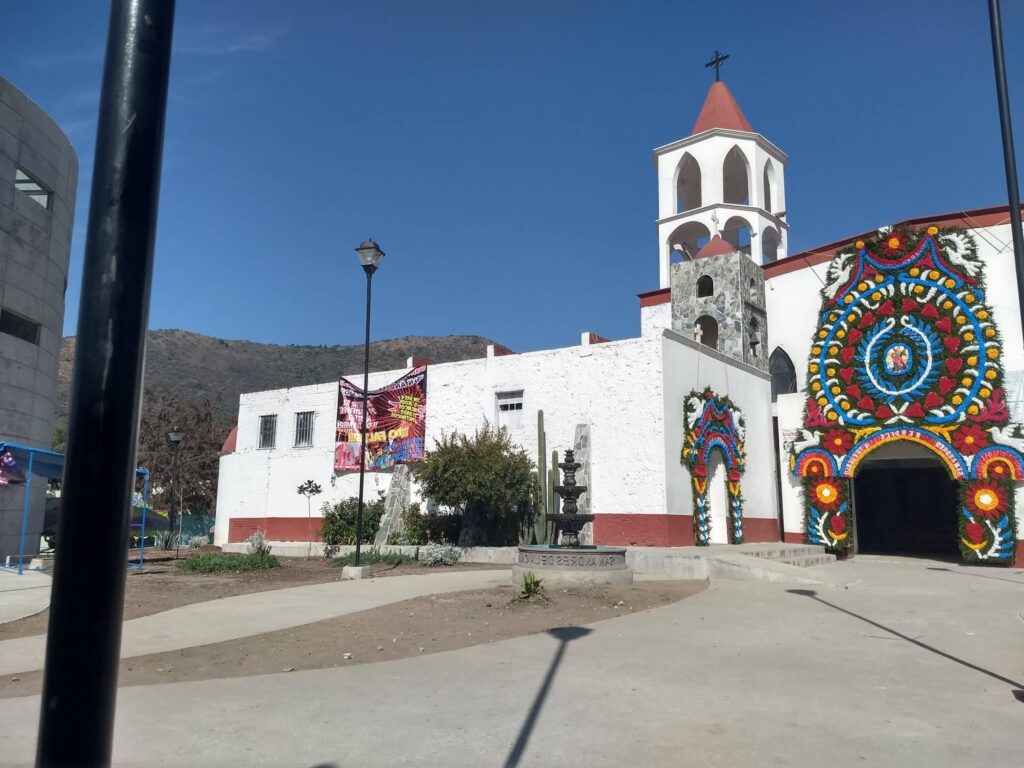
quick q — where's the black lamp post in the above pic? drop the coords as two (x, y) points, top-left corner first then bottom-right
(354, 239), (384, 566)
(167, 425), (183, 558)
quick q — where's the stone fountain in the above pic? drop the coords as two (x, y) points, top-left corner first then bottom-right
(512, 449), (633, 586)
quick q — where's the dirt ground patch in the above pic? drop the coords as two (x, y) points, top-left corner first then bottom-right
(0, 550), (507, 641)
(0, 580), (706, 698)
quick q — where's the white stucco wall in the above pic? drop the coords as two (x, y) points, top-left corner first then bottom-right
(640, 301), (671, 337)
(215, 336), (667, 545)
(660, 330), (778, 530)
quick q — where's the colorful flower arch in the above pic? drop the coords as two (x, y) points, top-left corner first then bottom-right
(790, 226), (1023, 564)
(682, 388), (746, 545)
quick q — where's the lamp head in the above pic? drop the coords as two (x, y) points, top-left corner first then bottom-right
(355, 239), (384, 274)
(167, 425), (184, 445)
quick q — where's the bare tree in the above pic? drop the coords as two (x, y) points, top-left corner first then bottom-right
(135, 387), (226, 536)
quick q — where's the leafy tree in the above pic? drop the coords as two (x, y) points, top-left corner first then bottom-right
(319, 496), (385, 548)
(415, 425), (538, 546)
(297, 480), (323, 557)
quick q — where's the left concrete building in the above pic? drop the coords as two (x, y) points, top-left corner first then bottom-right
(0, 76), (78, 559)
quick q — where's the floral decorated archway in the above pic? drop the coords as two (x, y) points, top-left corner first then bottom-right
(790, 226), (1024, 565)
(683, 388), (746, 545)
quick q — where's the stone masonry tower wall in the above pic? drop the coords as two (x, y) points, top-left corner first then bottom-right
(670, 250), (768, 373)
(0, 76), (78, 558)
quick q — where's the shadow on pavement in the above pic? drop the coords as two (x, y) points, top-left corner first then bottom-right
(504, 626), (593, 767)
(787, 589), (1024, 702)
(925, 566), (1024, 585)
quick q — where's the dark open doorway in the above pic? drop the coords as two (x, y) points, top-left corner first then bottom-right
(854, 459), (959, 559)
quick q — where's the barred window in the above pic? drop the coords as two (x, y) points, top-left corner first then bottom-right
(15, 168), (52, 210)
(294, 411), (315, 447)
(258, 415), (277, 449)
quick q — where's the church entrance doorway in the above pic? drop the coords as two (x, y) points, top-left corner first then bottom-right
(852, 445), (959, 559)
(707, 451), (729, 544)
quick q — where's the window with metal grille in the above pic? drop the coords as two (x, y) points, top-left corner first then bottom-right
(496, 391), (524, 431)
(0, 308), (40, 345)
(15, 168), (52, 210)
(294, 411), (315, 447)
(258, 414), (277, 449)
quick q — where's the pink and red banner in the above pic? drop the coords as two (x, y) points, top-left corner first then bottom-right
(334, 366), (427, 472)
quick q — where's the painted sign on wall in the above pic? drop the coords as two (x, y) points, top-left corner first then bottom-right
(335, 366), (427, 472)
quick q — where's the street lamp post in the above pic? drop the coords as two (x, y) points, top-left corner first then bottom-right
(167, 425), (183, 558)
(354, 239), (384, 567)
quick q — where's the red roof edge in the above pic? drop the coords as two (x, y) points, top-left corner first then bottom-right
(638, 287), (671, 307)
(763, 203), (1024, 279)
(220, 426), (238, 455)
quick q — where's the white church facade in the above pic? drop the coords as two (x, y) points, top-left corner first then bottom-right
(216, 80), (1024, 566)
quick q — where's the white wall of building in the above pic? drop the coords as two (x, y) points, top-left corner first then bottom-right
(661, 330), (777, 529)
(215, 336), (668, 545)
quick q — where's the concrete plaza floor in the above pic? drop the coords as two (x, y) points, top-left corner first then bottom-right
(0, 570), (49, 625)
(1, 556), (1022, 767)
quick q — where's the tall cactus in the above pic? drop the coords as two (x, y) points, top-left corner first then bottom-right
(535, 410), (547, 544)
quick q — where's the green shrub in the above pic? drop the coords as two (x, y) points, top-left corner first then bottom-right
(188, 534), (210, 549)
(178, 553), (279, 573)
(330, 547), (412, 568)
(401, 503), (426, 544)
(423, 510), (462, 544)
(320, 496), (385, 546)
(247, 529), (272, 556)
(414, 426), (538, 546)
(419, 542), (461, 566)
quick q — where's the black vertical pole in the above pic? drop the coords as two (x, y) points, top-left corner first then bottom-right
(355, 267), (375, 566)
(36, 2), (175, 766)
(988, 0), (1024, 338)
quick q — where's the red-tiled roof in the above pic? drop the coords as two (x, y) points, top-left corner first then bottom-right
(695, 234), (735, 259)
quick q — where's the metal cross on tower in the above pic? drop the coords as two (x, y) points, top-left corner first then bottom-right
(705, 50), (729, 81)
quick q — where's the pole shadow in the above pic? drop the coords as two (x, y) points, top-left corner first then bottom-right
(504, 626), (592, 768)
(925, 566), (1024, 585)
(786, 589), (1024, 702)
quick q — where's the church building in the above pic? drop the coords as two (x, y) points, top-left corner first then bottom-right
(215, 74), (1024, 567)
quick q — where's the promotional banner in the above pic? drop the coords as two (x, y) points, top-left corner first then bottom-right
(0, 449), (24, 485)
(335, 366), (427, 472)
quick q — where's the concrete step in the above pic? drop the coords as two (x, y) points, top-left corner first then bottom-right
(743, 545), (826, 561)
(775, 554), (835, 568)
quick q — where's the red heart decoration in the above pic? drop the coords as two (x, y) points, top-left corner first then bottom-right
(846, 384), (861, 399)
(966, 521), (985, 544)
(858, 396), (875, 411)
(901, 299), (918, 314)
(943, 336), (960, 354)
(840, 347), (856, 363)
(945, 358), (963, 375)
(847, 328), (863, 344)
(925, 392), (944, 409)
(877, 300), (895, 316)
(922, 303), (939, 320)
(904, 403), (926, 418)
(938, 377), (955, 395)
(875, 404), (894, 419)
(859, 311), (876, 328)
(935, 317), (952, 334)
(839, 367), (855, 383)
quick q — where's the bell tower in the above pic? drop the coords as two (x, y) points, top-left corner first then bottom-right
(653, 65), (789, 288)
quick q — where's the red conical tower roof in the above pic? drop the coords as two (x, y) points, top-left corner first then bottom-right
(692, 81), (752, 134)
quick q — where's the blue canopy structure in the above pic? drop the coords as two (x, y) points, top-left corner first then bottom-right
(0, 441), (150, 575)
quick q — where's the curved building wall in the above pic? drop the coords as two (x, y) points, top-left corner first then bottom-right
(0, 76), (78, 559)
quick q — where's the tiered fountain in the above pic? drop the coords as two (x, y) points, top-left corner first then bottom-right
(513, 449), (633, 586)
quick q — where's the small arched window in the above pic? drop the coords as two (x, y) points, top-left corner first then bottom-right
(769, 347), (797, 402)
(694, 315), (719, 350)
(696, 275), (714, 298)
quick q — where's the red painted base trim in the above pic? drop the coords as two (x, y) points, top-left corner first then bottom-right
(783, 532), (803, 544)
(743, 517), (779, 543)
(228, 517), (322, 543)
(594, 514), (694, 547)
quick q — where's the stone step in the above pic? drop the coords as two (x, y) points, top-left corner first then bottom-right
(743, 545), (826, 561)
(775, 554), (836, 568)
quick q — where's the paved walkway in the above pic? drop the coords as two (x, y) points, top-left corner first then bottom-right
(0, 570), (50, 625)
(0, 569), (507, 676)
(2, 556), (1023, 767)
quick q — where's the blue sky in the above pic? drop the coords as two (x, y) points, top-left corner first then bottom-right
(2, 1), (1024, 352)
